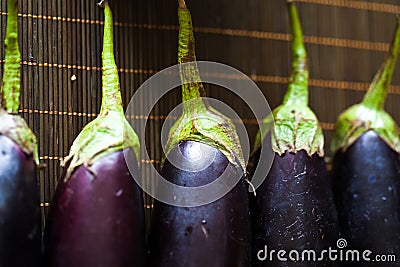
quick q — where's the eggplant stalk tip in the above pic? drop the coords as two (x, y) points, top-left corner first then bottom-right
(97, 0), (107, 8)
(178, 0), (187, 9)
(362, 18), (400, 111)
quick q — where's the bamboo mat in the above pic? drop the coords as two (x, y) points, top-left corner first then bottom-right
(0, 0), (399, 229)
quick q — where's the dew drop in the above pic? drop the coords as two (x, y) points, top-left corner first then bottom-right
(115, 189), (123, 197)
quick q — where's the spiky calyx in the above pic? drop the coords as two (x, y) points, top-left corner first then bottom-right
(0, 110), (38, 164)
(254, 1), (324, 157)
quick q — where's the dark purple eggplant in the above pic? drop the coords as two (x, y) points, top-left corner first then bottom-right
(43, 1), (145, 267)
(146, 0), (251, 266)
(0, 135), (40, 267)
(0, 0), (41, 266)
(331, 17), (400, 265)
(333, 131), (400, 260)
(44, 148), (144, 267)
(252, 149), (339, 267)
(148, 141), (251, 267)
(250, 2), (339, 266)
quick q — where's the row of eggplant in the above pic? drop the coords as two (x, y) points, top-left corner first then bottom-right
(0, 0), (399, 266)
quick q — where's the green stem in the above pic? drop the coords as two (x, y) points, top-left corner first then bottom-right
(99, 1), (123, 115)
(1, 0), (20, 113)
(282, 1), (309, 106)
(164, 1), (246, 171)
(362, 17), (400, 110)
(62, 1), (140, 180)
(178, 5), (206, 113)
(263, 1), (323, 157)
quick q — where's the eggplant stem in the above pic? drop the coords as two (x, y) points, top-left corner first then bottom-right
(164, 5), (246, 171)
(100, 2), (124, 115)
(61, 2), (140, 180)
(0, 0), (20, 113)
(265, 1), (324, 157)
(282, 1), (309, 107)
(362, 17), (400, 111)
(178, 6), (206, 112)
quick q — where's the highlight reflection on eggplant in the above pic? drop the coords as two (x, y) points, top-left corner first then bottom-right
(250, 2), (339, 266)
(146, 0), (251, 266)
(331, 17), (400, 264)
(0, 0), (40, 266)
(43, 2), (144, 267)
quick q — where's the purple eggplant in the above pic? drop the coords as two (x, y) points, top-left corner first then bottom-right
(331, 17), (400, 264)
(147, 141), (251, 267)
(44, 148), (144, 267)
(0, 135), (40, 267)
(43, 1), (144, 267)
(333, 131), (400, 259)
(249, 2), (339, 266)
(146, 0), (251, 266)
(0, 0), (40, 266)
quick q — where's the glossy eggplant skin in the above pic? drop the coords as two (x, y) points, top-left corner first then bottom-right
(0, 135), (40, 267)
(44, 148), (145, 267)
(333, 130), (400, 264)
(251, 149), (339, 267)
(147, 140), (252, 267)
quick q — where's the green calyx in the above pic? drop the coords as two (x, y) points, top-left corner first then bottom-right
(254, 1), (324, 157)
(164, 4), (246, 172)
(0, 0), (38, 164)
(0, 110), (39, 164)
(331, 17), (400, 154)
(63, 1), (140, 180)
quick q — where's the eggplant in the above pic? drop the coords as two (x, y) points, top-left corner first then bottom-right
(43, 1), (145, 267)
(250, 2), (339, 266)
(147, 141), (251, 266)
(44, 149), (144, 267)
(0, 0), (41, 266)
(331, 17), (400, 265)
(146, 0), (251, 266)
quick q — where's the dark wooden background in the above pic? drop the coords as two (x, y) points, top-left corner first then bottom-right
(0, 0), (399, 228)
